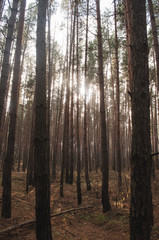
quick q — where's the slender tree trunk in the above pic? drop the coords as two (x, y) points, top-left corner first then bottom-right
(154, 92), (158, 170)
(0, 0), (5, 19)
(114, 0), (122, 192)
(124, 0), (132, 92)
(61, 13), (70, 186)
(17, 98), (24, 172)
(0, 0), (19, 130)
(87, 103), (92, 172)
(52, 80), (64, 181)
(47, 1), (51, 179)
(22, 102), (31, 172)
(60, 58), (70, 195)
(96, 0), (111, 213)
(2, 0), (26, 218)
(34, 0), (52, 239)
(69, 4), (76, 184)
(112, 71), (116, 171)
(108, 33), (116, 171)
(125, 1), (153, 239)
(76, 0), (82, 205)
(0, 114), (9, 171)
(148, 0), (159, 90)
(69, 70), (74, 184)
(84, 0), (91, 191)
(60, 67), (67, 197)
(26, 105), (35, 193)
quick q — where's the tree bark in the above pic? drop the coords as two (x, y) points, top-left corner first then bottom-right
(84, 0), (91, 191)
(148, 0), (159, 90)
(69, 3), (76, 184)
(76, 0), (82, 205)
(34, 0), (52, 239)
(0, 0), (19, 130)
(114, 0), (122, 192)
(47, 1), (52, 181)
(2, 0), (26, 218)
(96, 0), (111, 213)
(125, 0), (153, 239)
(0, 0), (5, 19)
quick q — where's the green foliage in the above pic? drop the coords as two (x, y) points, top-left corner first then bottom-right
(116, 0), (125, 31)
(152, 225), (159, 240)
(77, 211), (129, 228)
(61, 0), (70, 11)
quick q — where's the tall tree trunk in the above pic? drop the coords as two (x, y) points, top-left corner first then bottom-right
(154, 91), (158, 170)
(69, 4), (76, 184)
(2, 0), (26, 218)
(61, 12), (70, 186)
(0, 0), (5, 19)
(0, 113), (9, 171)
(96, 0), (111, 213)
(52, 79), (64, 181)
(60, 66), (67, 197)
(125, 0), (153, 239)
(124, 0), (132, 92)
(47, 1), (52, 179)
(84, 0), (91, 191)
(148, 0), (159, 90)
(76, 0), (82, 205)
(17, 97), (24, 172)
(26, 104), (35, 193)
(0, 0), (19, 130)
(114, 0), (122, 192)
(34, 0), (52, 239)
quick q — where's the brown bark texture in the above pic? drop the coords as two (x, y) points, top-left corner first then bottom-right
(76, 0), (82, 205)
(148, 0), (159, 90)
(0, 0), (19, 129)
(114, 0), (122, 191)
(2, 0), (26, 218)
(34, 0), (52, 239)
(96, 0), (111, 213)
(126, 0), (153, 239)
(84, 0), (91, 191)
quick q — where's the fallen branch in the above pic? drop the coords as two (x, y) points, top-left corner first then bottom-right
(0, 219), (35, 235)
(62, 228), (76, 237)
(0, 204), (97, 235)
(13, 197), (34, 208)
(151, 152), (159, 157)
(51, 204), (96, 218)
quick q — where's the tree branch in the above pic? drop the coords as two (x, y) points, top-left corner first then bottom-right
(0, 204), (97, 235)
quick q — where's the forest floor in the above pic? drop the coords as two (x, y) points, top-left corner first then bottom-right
(0, 170), (159, 240)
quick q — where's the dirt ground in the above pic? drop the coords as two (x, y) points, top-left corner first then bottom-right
(0, 170), (159, 240)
